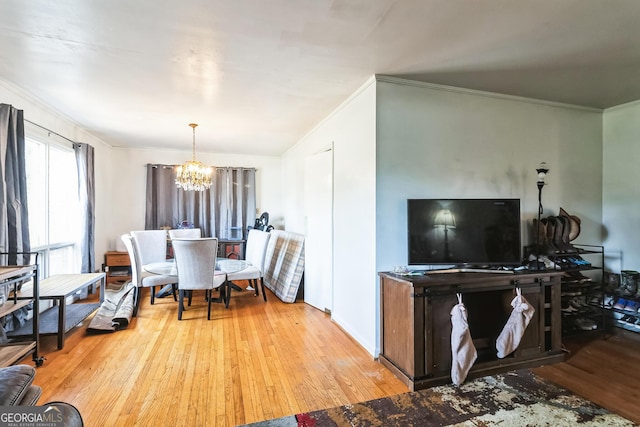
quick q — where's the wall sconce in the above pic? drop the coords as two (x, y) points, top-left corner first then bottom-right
(536, 162), (549, 190)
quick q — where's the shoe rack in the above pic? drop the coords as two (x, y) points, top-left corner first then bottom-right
(557, 244), (605, 336)
(602, 269), (640, 336)
(529, 212), (606, 336)
(526, 244), (605, 336)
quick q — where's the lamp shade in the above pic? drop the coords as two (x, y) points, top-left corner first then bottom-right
(434, 209), (456, 228)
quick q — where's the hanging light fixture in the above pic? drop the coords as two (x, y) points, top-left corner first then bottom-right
(175, 123), (212, 191)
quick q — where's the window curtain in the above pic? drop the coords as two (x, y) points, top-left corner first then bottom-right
(0, 104), (30, 265)
(74, 143), (95, 273)
(145, 164), (256, 240)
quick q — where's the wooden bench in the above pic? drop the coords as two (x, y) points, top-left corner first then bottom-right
(11, 273), (106, 350)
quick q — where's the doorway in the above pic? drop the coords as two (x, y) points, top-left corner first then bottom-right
(304, 147), (333, 312)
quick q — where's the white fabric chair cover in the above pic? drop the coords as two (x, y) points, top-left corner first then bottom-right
(172, 238), (228, 319)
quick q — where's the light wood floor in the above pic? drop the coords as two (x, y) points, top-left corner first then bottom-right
(21, 285), (640, 426)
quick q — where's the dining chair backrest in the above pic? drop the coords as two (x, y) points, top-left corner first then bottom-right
(168, 228), (202, 239)
(244, 229), (271, 273)
(130, 230), (168, 266)
(121, 234), (142, 287)
(172, 238), (219, 291)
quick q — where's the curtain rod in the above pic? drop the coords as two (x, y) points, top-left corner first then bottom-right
(24, 119), (77, 144)
(147, 164), (257, 171)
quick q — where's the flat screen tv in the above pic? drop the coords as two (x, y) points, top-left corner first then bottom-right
(407, 198), (521, 266)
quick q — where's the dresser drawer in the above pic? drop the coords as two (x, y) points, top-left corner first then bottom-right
(105, 252), (130, 266)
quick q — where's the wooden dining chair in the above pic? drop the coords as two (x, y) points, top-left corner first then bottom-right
(171, 237), (229, 320)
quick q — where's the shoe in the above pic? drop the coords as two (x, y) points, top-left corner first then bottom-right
(570, 298), (586, 310)
(589, 295), (602, 306)
(620, 314), (637, 325)
(604, 295), (615, 308)
(564, 271), (593, 283)
(541, 255), (561, 270)
(583, 318), (598, 330)
(624, 300), (640, 312)
(614, 298), (628, 310)
(575, 318), (597, 331)
(561, 304), (579, 313)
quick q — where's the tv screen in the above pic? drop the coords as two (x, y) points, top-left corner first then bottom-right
(407, 199), (521, 266)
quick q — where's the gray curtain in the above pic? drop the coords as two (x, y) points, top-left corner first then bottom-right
(0, 104), (30, 265)
(74, 143), (95, 273)
(145, 164), (256, 240)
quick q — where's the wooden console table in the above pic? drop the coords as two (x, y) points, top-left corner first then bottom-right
(10, 273), (106, 350)
(378, 270), (565, 390)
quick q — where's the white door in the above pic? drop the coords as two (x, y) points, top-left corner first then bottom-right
(304, 148), (333, 312)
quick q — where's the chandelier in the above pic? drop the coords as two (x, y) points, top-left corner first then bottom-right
(175, 123), (212, 191)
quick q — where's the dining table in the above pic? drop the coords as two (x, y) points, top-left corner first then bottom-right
(144, 258), (250, 297)
(144, 258), (250, 276)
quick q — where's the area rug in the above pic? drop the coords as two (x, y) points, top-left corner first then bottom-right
(240, 369), (636, 427)
(86, 282), (136, 333)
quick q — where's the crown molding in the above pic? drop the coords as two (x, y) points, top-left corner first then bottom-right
(375, 75), (603, 113)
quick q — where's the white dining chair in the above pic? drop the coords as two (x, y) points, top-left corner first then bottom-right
(130, 229), (174, 297)
(121, 234), (177, 316)
(171, 237), (228, 320)
(130, 230), (168, 266)
(226, 229), (271, 301)
(168, 228), (202, 239)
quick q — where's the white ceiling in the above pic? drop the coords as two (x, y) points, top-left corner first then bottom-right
(1, 0), (640, 156)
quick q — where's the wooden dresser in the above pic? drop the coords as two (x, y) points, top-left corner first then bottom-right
(378, 270), (565, 390)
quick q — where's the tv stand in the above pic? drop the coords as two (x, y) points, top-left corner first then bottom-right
(378, 270), (564, 390)
(424, 267), (514, 274)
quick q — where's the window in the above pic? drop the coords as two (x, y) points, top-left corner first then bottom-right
(25, 137), (81, 277)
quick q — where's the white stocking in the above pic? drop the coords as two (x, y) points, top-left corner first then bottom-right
(496, 288), (536, 358)
(450, 293), (477, 386)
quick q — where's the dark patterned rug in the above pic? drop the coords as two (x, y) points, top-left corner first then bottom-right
(240, 369), (636, 426)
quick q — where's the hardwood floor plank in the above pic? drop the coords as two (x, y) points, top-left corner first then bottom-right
(19, 286), (640, 426)
(534, 333), (640, 424)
